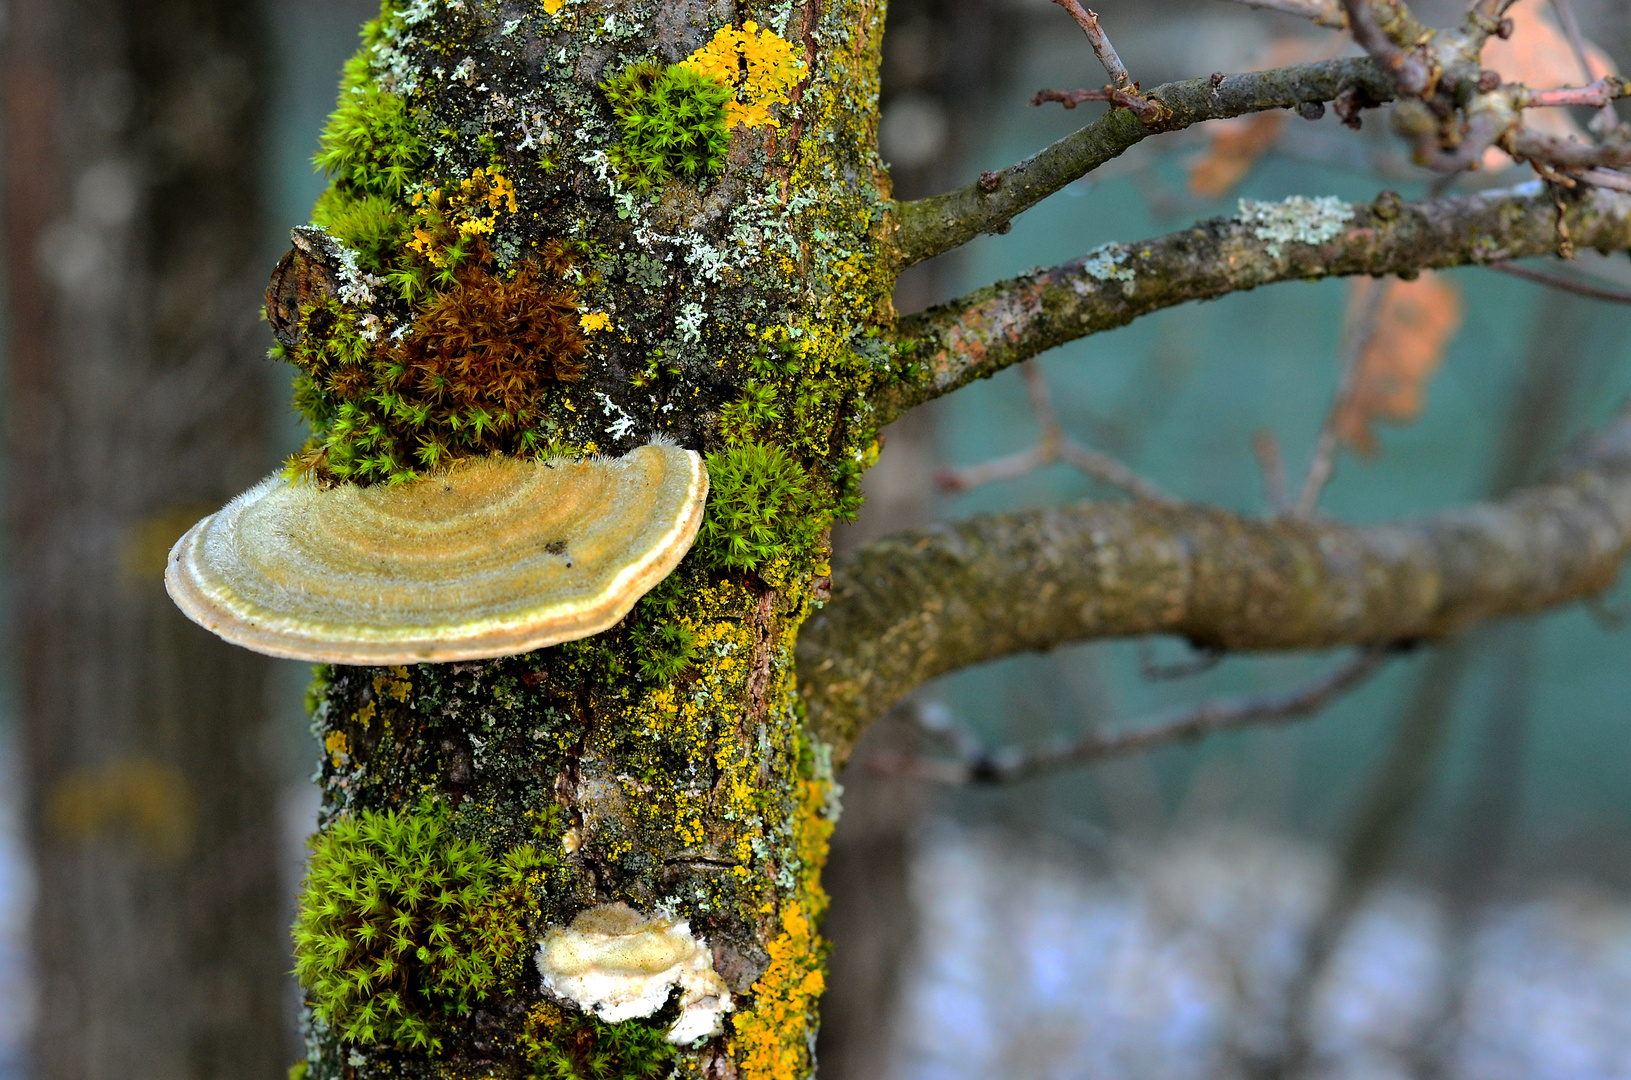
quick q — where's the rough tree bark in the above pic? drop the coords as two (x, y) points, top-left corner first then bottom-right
(171, 0), (1631, 1077)
(2, 0), (287, 1078)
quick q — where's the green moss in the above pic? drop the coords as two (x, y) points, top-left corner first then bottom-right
(699, 442), (824, 571)
(291, 798), (550, 1052)
(603, 62), (731, 192)
(624, 573), (700, 683)
(286, 248), (587, 486)
(308, 14), (425, 275)
(525, 1008), (676, 1080)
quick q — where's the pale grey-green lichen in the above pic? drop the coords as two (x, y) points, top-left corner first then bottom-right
(1237, 195), (1354, 258)
(1080, 242), (1135, 296)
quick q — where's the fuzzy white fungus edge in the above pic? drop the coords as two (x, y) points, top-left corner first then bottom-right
(1237, 195), (1354, 258)
(535, 902), (733, 1044)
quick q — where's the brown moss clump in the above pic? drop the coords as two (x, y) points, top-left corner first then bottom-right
(289, 244), (586, 485)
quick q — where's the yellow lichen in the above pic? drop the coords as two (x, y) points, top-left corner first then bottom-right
(679, 21), (804, 130)
(729, 768), (834, 1080)
(579, 311), (611, 333)
(325, 730), (352, 768)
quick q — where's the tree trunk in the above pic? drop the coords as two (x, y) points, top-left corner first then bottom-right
(274, 1), (890, 1077)
(2, 1), (288, 1077)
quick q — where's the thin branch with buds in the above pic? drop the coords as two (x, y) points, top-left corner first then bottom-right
(1522, 76), (1629, 109)
(1340, 0), (1431, 94)
(1296, 279), (1390, 518)
(936, 362), (1178, 505)
(869, 648), (1392, 783)
(1052, 0), (1133, 90)
(1548, 0), (1619, 131)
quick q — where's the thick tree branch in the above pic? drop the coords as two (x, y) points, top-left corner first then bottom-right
(888, 57), (1397, 267)
(877, 183), (1631, 425)
(799, 406), (1631, 759)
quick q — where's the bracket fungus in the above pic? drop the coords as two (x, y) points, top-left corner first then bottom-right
(164, 442), (708, 663)
(535, 902), (733, 1045)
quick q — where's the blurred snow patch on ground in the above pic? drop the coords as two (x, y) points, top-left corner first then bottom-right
(887, 823), (1631, 1080)
(0, 737), (35, 1079)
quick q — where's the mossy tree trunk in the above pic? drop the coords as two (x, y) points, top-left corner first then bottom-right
(285, 2), (890, 1077)
(2, 0), (289, 1077)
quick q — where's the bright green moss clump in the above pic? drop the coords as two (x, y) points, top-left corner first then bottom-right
(309, 16), (424, 273)
(700, 442), (824, 571)
(603, 62), (732, 192)
(292, 799), (548, 1052)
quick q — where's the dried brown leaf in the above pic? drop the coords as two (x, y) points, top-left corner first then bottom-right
(1336, 272), (1463, 453)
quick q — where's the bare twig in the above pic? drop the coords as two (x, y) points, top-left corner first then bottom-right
(1523, 76), (1630, 110)
(1341, 0), (1431, 94)
(1032, 87), (1112, 109)
(1580, 167), (1631, 193)
(1052, 0), (1133, 91)
(1507, 126), (1631, 169)
(1489, 260), (1631, 303)
(1216, 0), (1348, 29)
(1059, 442), (1177, 503)
(1295, 278), (1390, 518)
(1548, 0), (1619, 132)
(869, 648), (1391, 782)
(936, 362), (1178, 504)
(1253, 429), (1292, 515)
(1138, 640), (1224, 680)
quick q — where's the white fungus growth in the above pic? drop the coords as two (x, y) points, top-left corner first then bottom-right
(1237, 195), (1354, 258)
(535, 903), (733, 1045)
(1080, 242), (1136, 295)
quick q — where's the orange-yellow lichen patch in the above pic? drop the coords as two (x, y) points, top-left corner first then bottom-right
(680, 22), (803, 130)
(730, 769), (834, 1080)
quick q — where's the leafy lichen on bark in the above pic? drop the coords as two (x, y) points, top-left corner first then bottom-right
(283, 0), (894, 1075)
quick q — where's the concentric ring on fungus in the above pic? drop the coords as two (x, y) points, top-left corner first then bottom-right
(164, 443), (708, 663)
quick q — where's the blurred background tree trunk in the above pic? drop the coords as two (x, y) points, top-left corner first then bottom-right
(2, 0), (288, 1077)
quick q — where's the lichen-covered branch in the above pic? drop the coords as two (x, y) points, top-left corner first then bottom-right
(887, 57), (1397, 267)
(876, 184), (1631, 425)
(798, 406), (1631, 759)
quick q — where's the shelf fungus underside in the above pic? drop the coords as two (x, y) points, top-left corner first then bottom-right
(164, 442), (708, 663)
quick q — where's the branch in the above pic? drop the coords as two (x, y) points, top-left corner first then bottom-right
(798, 405), (1631, 758)
(1341, 0), (1431, 94)
(869, 648), (1389, 782)
(934, 361), (1177, 504)
(876, 183), (1631, 425)
(889, 57), (1398, 267)
(1489, 259), (1631, 303)
(1216, 0), (1348, 29)
(1053, 1), (1132, 91)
